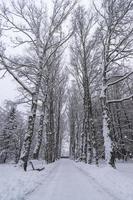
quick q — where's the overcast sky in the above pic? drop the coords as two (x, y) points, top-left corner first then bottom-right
(0, 0), (93, 107)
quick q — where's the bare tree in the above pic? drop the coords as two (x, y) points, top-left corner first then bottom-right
(0, 0), (76, 170)
(95, 0), (133, 167)
(70, 6), (100, 164)
(68, 82), (83, 161)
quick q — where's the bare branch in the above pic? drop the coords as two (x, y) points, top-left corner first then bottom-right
(107, 94), (133, 104)
(107, 71), (133, 87)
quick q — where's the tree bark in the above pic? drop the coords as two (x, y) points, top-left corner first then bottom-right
(55, 99), (61, 159)
(20, 64), (43, 171)
(101, 75), (115, 167)
(33, 101), (46, 159)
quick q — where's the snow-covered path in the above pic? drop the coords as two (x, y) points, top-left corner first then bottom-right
(26, 159), (117, 200)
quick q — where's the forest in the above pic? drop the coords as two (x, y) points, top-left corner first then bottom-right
(0, 0), (133, 171)
(0, 0), (133, 199)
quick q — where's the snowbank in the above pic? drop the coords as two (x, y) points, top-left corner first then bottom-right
(0, 161), (57, 200)
(75, 161), (133, 200)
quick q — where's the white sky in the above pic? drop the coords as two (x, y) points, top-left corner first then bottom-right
(0, 0), (92, 107)
(0, 74), (18, 105)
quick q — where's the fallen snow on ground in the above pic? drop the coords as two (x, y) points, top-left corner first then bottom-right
(117, 161), (133, 179)
(0, 159), (133, 200)
(76, 161), (133, 200)
(27, 159), (114, 200)
(0, 160), (57, 200)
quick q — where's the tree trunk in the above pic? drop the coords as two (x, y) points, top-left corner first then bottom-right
(33, 101), (46, 159)
(69, 118), (75, 159)
(46, 89), (55, 163)
(20, 64), (43, 171)
(20, 96), (38, 171)
(83, 73), (93, 164)
(55, 100), (61, 159)
(101, 77), (115, 167)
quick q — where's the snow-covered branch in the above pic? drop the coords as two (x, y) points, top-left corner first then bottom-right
(107, 72), (133, 87)
(107, 94), (133, 104)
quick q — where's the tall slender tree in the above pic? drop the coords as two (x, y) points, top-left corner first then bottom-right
(96, 0), (133, 167)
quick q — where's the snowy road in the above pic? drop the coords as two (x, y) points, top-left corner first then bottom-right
(26, 159), (118, 200)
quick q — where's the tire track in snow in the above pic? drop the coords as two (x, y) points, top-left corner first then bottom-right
(74, 163), (121, 200)
(25, 159), (120, 200)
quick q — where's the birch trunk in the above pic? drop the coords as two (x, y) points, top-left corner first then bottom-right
(20, 65), (43, 171)
(33, 101), (46, 159)
(101, 76), (115, 167)
(20, 94), (38, 171)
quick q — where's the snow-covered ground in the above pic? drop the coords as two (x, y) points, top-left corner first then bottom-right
(0, 160), (57, 200)
(0, 159), (133, 200)
(76, 161), (133, 200)
(116, 161), (133, 179)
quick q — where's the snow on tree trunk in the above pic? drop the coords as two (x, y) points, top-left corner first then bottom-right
(20, 66), (43, 171)
(33, 102), (45, 160)
(101, 82), (115, 167)
(89, 117), (99, 165)
(20, 97), (38, 171)
(102, 108), (112, 163)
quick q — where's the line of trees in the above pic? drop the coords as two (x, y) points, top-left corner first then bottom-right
(69, 0), (133, 168)
(0, 0), (76, 171)
(0, 0), (133, 171)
